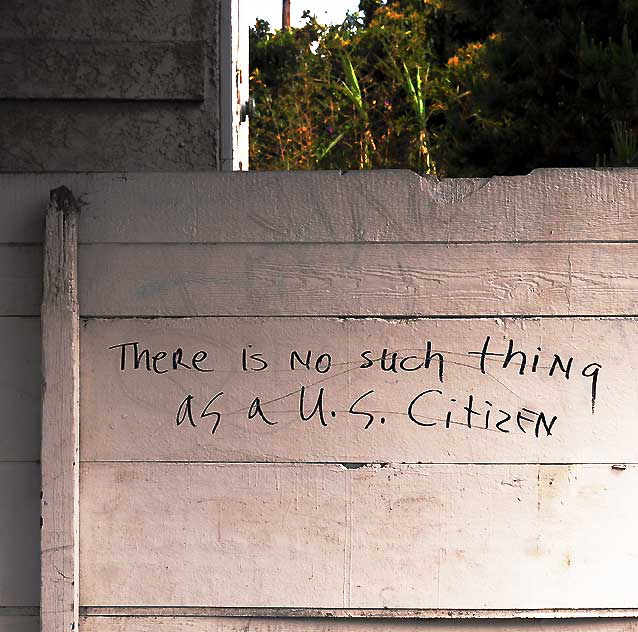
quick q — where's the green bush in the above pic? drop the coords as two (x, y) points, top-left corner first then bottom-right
(250, 0), (638, 176)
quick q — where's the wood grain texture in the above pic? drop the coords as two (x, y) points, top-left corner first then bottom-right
(81, 317), (625, 464)
(0, 463), (40, 607)
(78, 615), (638, 631)
(71, 169), (638, 244)
(0, 40), (205, 100)
(0, 246), (41, 316)
(3, 169), (638, 244)
(79, 242), (638, 317)
(2, 168), (633, 624)
(40, 188), (80, 632)
(0, 318), (40, 461)
(79, 462), (638, 611)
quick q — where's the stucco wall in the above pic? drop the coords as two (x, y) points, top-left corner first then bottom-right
(0, 0), (220, 171)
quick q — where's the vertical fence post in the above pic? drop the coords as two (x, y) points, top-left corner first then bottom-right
(40, 186), (80, 632)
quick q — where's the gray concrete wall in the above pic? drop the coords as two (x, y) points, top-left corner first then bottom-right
(0, 0), (220, 171)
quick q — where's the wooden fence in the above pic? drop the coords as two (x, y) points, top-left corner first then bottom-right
(2, 170), (638, 631)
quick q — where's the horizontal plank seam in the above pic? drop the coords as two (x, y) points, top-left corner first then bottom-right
(74, 239), (638, 246)
(6, 238), (638, 246)
(78, 314), (638, 319)
(13, 239), (638, 248)
(80, 461), (636, 466)
(79, 606), (638, 618)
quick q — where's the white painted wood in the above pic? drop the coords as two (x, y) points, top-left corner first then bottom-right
(79, 242), (638, 316)
(0, 246), (41, 315)
(78, 615), (638, 631)
(220, 0), (249, 170)
(79, 463), (638, 610)
(21, 237), (638, 319)
(0, 463), (40, 607)
(80, 317), (628, 464)
(40, 188), (80, 632)
(0, 318), (40, 461)
(66, 168), (638, 243)
(3, 169), (638, 244)
(4, 168), (633, 622)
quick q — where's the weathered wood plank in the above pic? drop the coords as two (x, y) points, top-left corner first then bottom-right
(79, 462), (638, 610)
(3, 170), (638, 244)
(41, 188), (80, 632)
(79, 242), (638, 316)
(78, 614), (638, 631)
(0, 318), (40, 461)
(0, 40), (205, 100)
(0, 463), (40, 607)
(71, 169), (638, 244)
(81, 317), (625, 464)
(68, 168), (638, 244)
(0, 246), (41, 315)
(19, 239), (637, 318)
(0, 0), (207, 41)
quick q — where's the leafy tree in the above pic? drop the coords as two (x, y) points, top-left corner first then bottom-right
(249, 1), (638, 175)
(440, 0), (638, 175)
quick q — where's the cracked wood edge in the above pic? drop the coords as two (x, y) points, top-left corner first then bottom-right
(41, 187), (80, 632)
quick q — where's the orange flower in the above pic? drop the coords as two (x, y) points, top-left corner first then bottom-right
(448, 39), (487, 69)
(383, 7), (404, 20)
